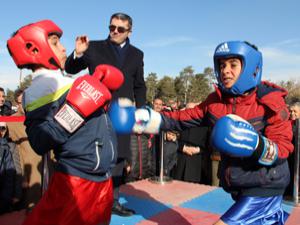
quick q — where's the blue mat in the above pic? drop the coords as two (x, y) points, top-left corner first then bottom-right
(180, 188), (234, 214)
(110, 187), (295, 224)
(180, 188), (294, 215)
(110, 194), (171, 225)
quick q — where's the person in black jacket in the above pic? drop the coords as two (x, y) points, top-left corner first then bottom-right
(0, 122), (16, 214)
(64, 13), (146, 216)
(173, 102), (210, 183)
(285, 101), (300, 197)
(163, 130), (179, 176)
(126, 133), (152, 182)
(0, 87), (14, 116)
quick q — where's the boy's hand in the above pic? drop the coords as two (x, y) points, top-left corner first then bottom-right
(93, 64), (124, 91)
(210, 114), (278, 165)
(75, 35), (89, 56)
(55, 74), (112, 133)
(54, 65), (124, 133)
(109, 102), (162, 134)
(133, 108), (162, 134)
(108, 98), (136, 134)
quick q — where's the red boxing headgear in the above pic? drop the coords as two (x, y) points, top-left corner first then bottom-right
(7, 20), (63, 70)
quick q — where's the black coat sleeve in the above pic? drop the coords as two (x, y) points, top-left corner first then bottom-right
(133, 52), (146, 108)
(65, 51), (88, 75)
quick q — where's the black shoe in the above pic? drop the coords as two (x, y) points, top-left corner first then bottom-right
(112, 203), (135, 217)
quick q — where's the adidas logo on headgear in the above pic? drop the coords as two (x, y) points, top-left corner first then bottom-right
(216, 43), (230, 53)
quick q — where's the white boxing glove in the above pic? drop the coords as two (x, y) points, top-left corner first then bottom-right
(133, 107), (162, 134)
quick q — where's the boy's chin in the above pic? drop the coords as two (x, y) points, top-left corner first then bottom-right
(223, 85), (233, 89)
(60, 61), (66, 70)
(222, 82), (234, 89)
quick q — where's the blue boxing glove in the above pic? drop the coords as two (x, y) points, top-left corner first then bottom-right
(210, 114), (278, 165)
(108, 98), (136, 134)
(108, 99), (162, 134)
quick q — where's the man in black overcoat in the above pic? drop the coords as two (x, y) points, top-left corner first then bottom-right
(65, 12), (146, 217)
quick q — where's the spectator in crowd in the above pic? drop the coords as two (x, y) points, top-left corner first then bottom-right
(163, 130), (179, 177)
(1, 121), (23, 210)
(7, 89), (42, 210)
(168, 98), (179, 111)
(149, 97), (164, 176)
(126, 133), (152, 182)
(285, 101), (300, 197)
(290, 102), (300, 122)
(152, 97), (163, 112)
(173, 102), (210, 183)
(210, 145), (221, 186)
(0, 122), (16, 214)
(64, 12), (146, 217)
(0, 87), (14, 116)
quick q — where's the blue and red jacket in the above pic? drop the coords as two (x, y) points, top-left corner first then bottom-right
(23, 69), (117, 182)
(161, 81), (293, 197)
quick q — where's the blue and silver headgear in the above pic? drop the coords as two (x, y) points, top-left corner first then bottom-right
(214, 41), (263, 95)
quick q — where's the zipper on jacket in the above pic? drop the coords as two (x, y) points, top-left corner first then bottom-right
(104, 114), (115, 161)
(93, 141), (101, 171)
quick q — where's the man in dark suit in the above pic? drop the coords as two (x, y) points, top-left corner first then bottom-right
(65, 13), (146, 217)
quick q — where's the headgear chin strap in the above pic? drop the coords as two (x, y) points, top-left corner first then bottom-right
(7, 20), (63, 70)
(214, 41), (263, 95)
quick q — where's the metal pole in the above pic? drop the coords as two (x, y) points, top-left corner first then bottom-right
(293, 119), (300, 206)
(148, 131), (172, 184)
(19, 70), (22, 88)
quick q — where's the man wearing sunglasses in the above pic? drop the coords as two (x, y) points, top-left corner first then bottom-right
(65, 12), (146, 217)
